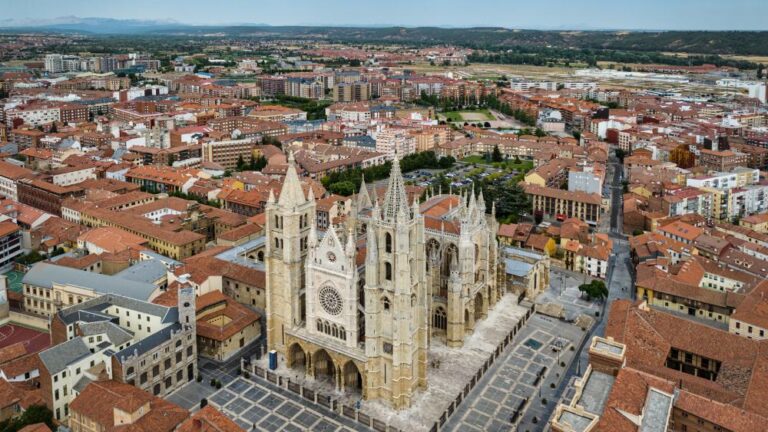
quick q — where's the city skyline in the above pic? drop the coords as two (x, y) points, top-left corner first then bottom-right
(1, 0), (767, 31)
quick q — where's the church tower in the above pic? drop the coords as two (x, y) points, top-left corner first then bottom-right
(266, 152), (316, 356)
(362, 157), (428, 409)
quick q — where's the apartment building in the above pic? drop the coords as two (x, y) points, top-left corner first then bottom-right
(698, 148), (750, 171)
(0, 221), (22, 274)
(17, 178), (84, 217)
(285, 77), (324, 99)
(333, 81), (371, 102)
(374, 127), (416, 159)
(39, 290), (197, 422)
(525, 184), (603, 225)
(0, 160), (34, 201)
(201, 139), (256, 169)
(5, 104), (60, 127)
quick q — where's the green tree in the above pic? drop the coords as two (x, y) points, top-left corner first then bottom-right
(491, 145), (504, 163)
(328, 181), (356, 196)
(167, 154), (176, 166)
(579, 280), (608, 301)
(0, 404), (55, 432)
(236, 155), (246, 171)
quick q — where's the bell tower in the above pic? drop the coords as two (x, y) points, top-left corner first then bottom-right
(362, 157), (428, 409)
(266, 152), (316, 356)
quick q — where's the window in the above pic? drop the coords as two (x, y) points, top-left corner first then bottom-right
(383, 297), (390, 311)
(176, 352), (182, 363)
(385, 262), (392, 281)
(187, 346), (193, 357)
(164, 359), (172, 369)
(140, 372), (147, 384)
(153, 365), (160, 377)
(385, 233), (392, 253)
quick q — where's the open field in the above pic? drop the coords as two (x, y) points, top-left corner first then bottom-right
(443, 109), (494, 122)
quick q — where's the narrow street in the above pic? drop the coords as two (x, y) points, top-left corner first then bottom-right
(535, 148), (635, 429)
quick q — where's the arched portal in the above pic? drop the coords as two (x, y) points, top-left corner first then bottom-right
(313, 349), (336, 385)
(433, 307), (447, 331)
(474, 292), (484, 322)
(343, 361), (363, 393)
(288, 343), (306, 372)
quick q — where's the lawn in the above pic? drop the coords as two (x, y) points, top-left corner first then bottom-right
(460, 156), (534, 173)
(443, 109), (494, 122)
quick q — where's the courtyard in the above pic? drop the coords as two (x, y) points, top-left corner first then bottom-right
(444, 313), (586, 432)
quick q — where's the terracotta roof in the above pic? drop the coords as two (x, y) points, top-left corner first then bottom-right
(0, 220), (21, 238)
(523, 184), (602, 205)
(17, 424), (52, 432)
(732, 281), (768, 330)
(196, 292), (260, 342)
(0, 160), (34, 181)
(498, 223), (517, 238)
(69, 380), (188, 432)
(606, 300), (768, 416)
(176, 406), (245, 432)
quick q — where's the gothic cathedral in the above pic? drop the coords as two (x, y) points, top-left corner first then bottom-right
(266, 153), (499, 410)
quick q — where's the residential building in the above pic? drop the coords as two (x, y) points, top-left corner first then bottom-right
(524, 184), (603, 225)
(0, 221), (22, 274)
(68, 380), (188, 432)
(39, 290), (197, 421)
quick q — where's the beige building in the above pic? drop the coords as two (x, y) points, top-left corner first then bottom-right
(266, 153), (500, 409)
(195, 291), (261, 361)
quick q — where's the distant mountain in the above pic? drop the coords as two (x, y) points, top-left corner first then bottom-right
(1, 17), (767, 56)
(0, 16), (193, 34)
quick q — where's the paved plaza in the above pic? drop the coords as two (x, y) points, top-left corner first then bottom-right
(208, 376), (367, 431)
(444, 314), (585, 432)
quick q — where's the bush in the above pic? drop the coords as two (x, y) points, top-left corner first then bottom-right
(549, 383), (556, 389)
(210, 378), (216, 386)
(560, 361), (566, 367)
(532, 416), (539, 424)
(216, 382), (222, 389)
(595, 311), (601, 317)
(570, 346), (575, 351)
(541, 398), (548, 405)
(243, 372), (250, 379)
(196, 375), (202, 382)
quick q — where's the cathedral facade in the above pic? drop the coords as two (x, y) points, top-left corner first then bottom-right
(266, 153), (500, 409)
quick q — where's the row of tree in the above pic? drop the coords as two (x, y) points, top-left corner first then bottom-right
(321, 151), (456, 196)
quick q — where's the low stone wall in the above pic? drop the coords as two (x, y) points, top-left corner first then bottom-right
(9, 310), (50, 331)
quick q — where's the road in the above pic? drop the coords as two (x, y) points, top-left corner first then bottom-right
(535, 148), (635, 428)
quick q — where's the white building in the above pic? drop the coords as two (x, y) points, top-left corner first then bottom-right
(373, 126), (416, 159)
(5, 105), (61, 127)
(509, 81), (558, 92)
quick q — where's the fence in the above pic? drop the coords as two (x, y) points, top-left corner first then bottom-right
(428, 301), (536, 431)
(243, 360), (403, 432)
(241, 301), (536, 432)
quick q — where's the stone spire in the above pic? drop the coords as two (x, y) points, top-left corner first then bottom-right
(267, 188), (275, 205)
(277, 151), (306, 207)
(357, 175), (373, 209)
(381, 156), (410, 222)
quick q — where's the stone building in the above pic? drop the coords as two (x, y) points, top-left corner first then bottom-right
(265, 153), (500, 409)
(39, 290), (197, 422)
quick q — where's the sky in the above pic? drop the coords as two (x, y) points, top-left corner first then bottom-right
(1, 0), (766, 30)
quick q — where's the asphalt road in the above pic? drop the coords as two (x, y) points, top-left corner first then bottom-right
(536, 148), (635, 429)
